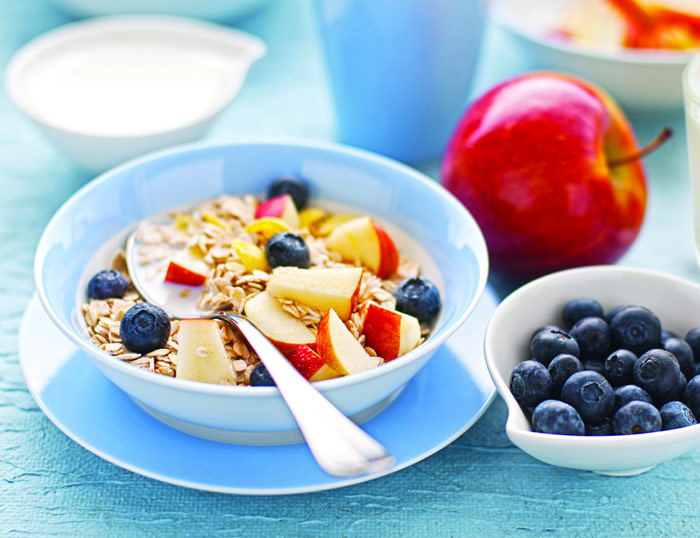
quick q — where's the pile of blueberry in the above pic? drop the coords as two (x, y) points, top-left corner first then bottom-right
(510, 297), (700, 436)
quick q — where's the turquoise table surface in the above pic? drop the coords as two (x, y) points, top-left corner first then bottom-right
(3, 1), (700, 535)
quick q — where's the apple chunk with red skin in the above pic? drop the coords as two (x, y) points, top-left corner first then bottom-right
(316, 309), (380, 376)
(267, 266), (362, 321)
(325, 217), (399, 278)
(164, 247), (210, 286)
(441, 72), (648, 280)
(244, 291), (316, 356)
(254, 194), (300, 228)
(363, 303), (421, 361)
(288, 344), (340, 382)
(176, 319), (234, 384)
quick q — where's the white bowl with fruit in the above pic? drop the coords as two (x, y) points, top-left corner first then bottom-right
(490, 0), (699, 109)
(485, 266), (700, 475)
(35, 140), (488, 445)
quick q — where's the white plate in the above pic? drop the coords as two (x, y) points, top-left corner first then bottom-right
(19, 288), (498, 495)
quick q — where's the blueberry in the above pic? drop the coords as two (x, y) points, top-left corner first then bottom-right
(570, 317), (611, 362)
(613, 401), (661, 435)
(532, 400), (584, 435)
(610, 306), (661, 356)
(531, 325), (562, 340)
(562, 298), (603, 329)
(561, 371), (614, 424)
(665, 370), (688, 405)
(685, 328), (700, 362)
(88, 269), (129, 299)
(393, 277), (441, 324)
(582, 360), (606, 376)
(548, 354), (582, 396)
(604, 305), (631, 325)
(530, 329), (580, 367)
(633, 349), (681, 403)
(266, 176), (309, 210)
(683, 375), (700, 418)
(249, 363), (275, 386)
(510, 360), (552, 407)
(659, 401), (696, 430)
(661, 330), (680, 345)
(119, 303), (170, 354)
(585, 417), (612, 436)
(264, 232), (310, 268)
(604, 349), (637, 386)
(614, 384), (652, 411)
(663, 337), (694, 379)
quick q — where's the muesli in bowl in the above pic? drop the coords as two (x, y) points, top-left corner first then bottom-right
(81, 176), (442, 387)
(36, 140), (487, 438)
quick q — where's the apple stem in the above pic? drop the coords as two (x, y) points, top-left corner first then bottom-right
(607, 127), (673, 169)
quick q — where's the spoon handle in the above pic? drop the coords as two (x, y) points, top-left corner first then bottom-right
(212, 314), (395, 477)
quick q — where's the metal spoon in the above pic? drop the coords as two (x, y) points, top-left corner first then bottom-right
(125, 223), (394, 477)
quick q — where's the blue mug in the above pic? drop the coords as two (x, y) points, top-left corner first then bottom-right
(314, 0), (485, 164)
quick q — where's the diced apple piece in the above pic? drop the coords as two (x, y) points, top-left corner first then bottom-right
(363, 303), (421, 361)
(316, 309), (380, 375)
(244, 291), (316, 356)
(325, 216), (399, 278)
(255, 194), (300, 228)
(231, 240), (268, 272)
(267, 266), (362, 321)
(164, 247), (210, 286)
(288, 344), (340, 382)
(176, 319), (234, 384)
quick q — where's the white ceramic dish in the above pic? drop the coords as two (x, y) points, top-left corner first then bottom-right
(34, 139), (489, 444)
(45, 0), (274, 22)
(5, 16), (265, 173)
(490, 0), (696, 109)
(485, 266), (700, 476)
(19, 289), (498, 493)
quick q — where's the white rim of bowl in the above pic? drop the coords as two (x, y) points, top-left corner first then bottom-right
(489, 2), (695, 66)
(4, 15), (266, 139)
(34, 137), (490, 397)
(485, 265), (700, 443)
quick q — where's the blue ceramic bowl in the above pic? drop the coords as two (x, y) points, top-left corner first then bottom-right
(34, 140), (488, 443)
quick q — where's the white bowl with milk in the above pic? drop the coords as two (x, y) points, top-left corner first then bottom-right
(5, 16), (265, 173)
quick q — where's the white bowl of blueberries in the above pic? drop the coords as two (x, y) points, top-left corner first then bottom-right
(485, 265), (700, 476)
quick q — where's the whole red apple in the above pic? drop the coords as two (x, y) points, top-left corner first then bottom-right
(441, 72), (648, 280)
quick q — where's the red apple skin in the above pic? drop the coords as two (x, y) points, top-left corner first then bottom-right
(364, 303), (402, 360)
(372, 220), (399, 278)
(255, 195), (288, 220)
(441, 73), (647, 280)
(288, 344), (325, 379)
(164, 262), (206, 286)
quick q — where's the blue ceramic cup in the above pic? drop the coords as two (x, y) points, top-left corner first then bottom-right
(314, 0), (485, 164)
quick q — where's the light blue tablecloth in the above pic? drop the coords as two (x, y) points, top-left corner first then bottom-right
(2, 1), (700, 535)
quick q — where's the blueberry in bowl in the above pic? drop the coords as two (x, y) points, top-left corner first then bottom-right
(485, 266), (700, 475)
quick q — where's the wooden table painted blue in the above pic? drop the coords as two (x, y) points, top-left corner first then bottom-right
(2, 0), (700, 535)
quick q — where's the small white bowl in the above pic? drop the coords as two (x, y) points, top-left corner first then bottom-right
(485, 266), (700, 476)
(5, 16), (265, 173)
(490, 0), (695, 110)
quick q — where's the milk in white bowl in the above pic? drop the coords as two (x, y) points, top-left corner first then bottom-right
(5, 16), (266, 172)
